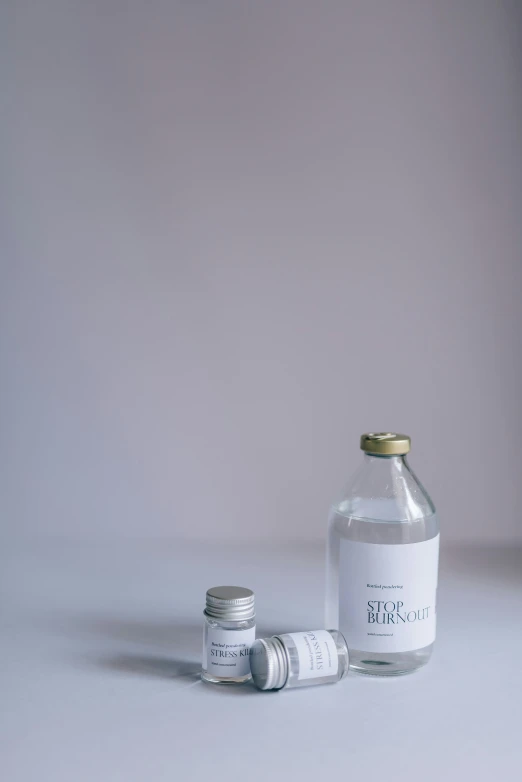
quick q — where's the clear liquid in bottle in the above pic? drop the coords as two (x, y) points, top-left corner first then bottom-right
(326, 433), (440, 676)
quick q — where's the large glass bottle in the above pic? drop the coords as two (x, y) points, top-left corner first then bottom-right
(326, 433), (439, 675)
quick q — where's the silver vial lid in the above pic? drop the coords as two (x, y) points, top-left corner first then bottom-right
(250, 636), (289, 690)
(204, 586), (255, 621)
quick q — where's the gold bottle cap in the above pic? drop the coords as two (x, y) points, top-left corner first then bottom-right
(360, 432), (411, 455)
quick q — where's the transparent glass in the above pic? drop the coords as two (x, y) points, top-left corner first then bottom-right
(201, 616), (256, 684)
(326, 454), (439, 676)
(280, 630), (349, 689)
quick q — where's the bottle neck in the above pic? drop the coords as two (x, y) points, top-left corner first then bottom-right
(363, 453), (407, 465)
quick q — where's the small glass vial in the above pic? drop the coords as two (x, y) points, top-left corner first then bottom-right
(250, 629), (349, 691)
(202, 586), (256, 684)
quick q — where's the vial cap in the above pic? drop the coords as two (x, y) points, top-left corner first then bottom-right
(204, 586), (255, 621)
(360, 432), (411, 456)
(250, 636), (289, 691)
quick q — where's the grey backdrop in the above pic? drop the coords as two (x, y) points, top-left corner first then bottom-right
(3, 1), (522, 543)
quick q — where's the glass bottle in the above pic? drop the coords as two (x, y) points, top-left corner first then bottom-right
(201, 586), (256, 684)
(326, 433), (439, 676)
(250, 629), (349, 691)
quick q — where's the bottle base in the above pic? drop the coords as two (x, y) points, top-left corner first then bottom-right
(201, 671), (252, 685)
(348, 644), (433, 676)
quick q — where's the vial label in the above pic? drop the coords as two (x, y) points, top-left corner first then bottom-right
(203, 626), (255, 678)
(288, 630), (339, 680)
(339, 535), (439, 653)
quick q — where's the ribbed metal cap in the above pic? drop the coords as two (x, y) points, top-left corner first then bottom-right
(250, 636), (289, 691)
(204, 586), (255, 621)
(360, 432), (411, 456)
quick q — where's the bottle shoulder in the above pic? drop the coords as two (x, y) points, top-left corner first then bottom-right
(333, 455), (435, 522)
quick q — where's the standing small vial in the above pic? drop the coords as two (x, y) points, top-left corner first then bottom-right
(202, 586), (255, 684)
(250, 629), (349, 691)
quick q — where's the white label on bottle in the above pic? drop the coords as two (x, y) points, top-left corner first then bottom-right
(203, 626), (255, 678)
(288, 630), (339, 680)
(339, 535), (439, 653)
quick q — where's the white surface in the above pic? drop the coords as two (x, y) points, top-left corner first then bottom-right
(2, 540), (521, 781)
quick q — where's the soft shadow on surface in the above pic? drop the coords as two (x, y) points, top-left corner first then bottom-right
(95, 653), (201, 682)
(199, 679), (258, 696)
(54, 616), (202, 680)
(93, 652), (258, 694)
(57, 614), (284, 686)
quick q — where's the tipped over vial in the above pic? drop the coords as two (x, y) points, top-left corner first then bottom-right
(250, 629), (349, 691)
